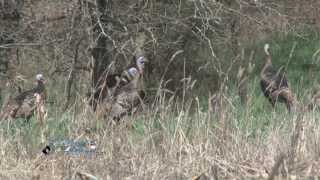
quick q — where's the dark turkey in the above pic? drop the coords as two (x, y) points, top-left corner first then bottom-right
(0, 74), (46, 120)
(90, 73), (124, 110)
(90, 56), (148, 111)
(107, 67), (146, 121)
(260, 44), (295, 112)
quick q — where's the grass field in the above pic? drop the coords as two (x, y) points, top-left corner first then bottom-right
(1, 33), (320, 179)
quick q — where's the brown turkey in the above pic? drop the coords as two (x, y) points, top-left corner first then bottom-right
(90, 56), (147, 111)
(0, 74), (46, 120)
(106, 67), (145, 121)
(260, 44), (295, 112)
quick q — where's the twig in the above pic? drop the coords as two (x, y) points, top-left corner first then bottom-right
(0, 39), (64, 49)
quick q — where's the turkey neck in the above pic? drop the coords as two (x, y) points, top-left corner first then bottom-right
(36, 80), (45, 93)
(261, 54), (273, 78)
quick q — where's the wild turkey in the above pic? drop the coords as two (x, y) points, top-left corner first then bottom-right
(94, 67), (145, 118)
(260, 44), (295, 112)
(90, 72), (132, 110)
(0, 74), (46, 120)
(107, 67), (145, 121)
(90, 56), (148, 110)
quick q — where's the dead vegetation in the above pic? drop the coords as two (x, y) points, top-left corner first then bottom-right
(1, 101), (320, 179)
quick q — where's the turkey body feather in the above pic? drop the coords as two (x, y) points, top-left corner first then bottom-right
(108, 67), (145, 121)
(260, 44), (295, 112)
(0, 75), (46, 120)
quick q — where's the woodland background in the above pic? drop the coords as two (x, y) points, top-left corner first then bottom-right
(1, 0), (320, 179)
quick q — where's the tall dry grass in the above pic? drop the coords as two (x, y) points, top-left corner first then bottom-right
(1, 84), (320, 180)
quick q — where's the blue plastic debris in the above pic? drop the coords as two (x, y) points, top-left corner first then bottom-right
(42, 139), (97, 156)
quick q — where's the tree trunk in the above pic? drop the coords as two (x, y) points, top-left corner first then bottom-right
(92, 0), (112, 85)
(89, 0), (114, 109)
(0, 0), (23, 103)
